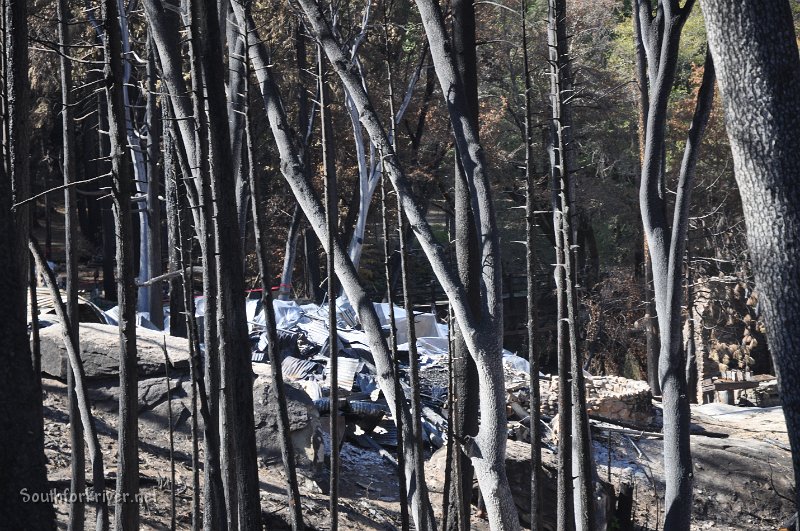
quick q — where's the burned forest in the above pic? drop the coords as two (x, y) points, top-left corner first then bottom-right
(3, 0), (800, 530)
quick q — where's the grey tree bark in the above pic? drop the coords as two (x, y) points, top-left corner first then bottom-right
(631, 1), (660, 397)
(319, 48), (342, 530)
(521, 0), (542, 527)
(102, 0), (141, 526)
(58, 1), (86, 527)
(447, 0), (481, 526)
(700, 0), (800, 514)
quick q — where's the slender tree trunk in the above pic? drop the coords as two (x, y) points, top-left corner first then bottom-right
(102, 0), (140, 526)
(379, 12), (409, 528)
(0, 0), (54, 525)
(279, 204), (304, 300)
(182, 3), (229, 526)
(448, 0), (481, 526)
(146, 36), (163, 328)
(547, 2), (573, 529)
(700, 0), (800, 511)
(192, 1), (262, 527)
(245, 33), (305, 530)
(396, 191), (434, 531)
(164, 103), (187, 338)
(318, 48), (341, 530)
(279, 23), (313, 301)
(380, 174), (410, 530)
(58, 2), (86, 528)
(522, 0), (542, 526)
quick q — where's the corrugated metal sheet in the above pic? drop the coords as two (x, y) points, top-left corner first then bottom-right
(281, 356), (319, 380)
(325, 356), (361, 391)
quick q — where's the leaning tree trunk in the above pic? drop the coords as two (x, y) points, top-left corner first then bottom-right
(30, 239), (110, 531)
(102, 0), (140, 527)
(229, 4), (436, 527)
(58, 1), (86, 528)
(700, 0), (800, 514)
(0, 0), (54, 527)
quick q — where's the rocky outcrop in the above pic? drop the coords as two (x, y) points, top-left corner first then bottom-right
(39, 322), (191, 380)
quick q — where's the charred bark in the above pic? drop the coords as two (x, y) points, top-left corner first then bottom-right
(701, 0), (800, 514)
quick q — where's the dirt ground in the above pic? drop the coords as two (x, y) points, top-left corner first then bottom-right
(42, 376), (795, 530)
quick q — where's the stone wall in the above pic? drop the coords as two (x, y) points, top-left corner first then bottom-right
(539, 374), (654, 426)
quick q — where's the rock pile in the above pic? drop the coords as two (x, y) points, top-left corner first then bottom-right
(540, 374), (654, 426)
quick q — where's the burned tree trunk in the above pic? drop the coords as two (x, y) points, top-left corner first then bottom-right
(244, 30), (305, 530)
(191, 0), (262, 526)
(636, 1), (716, 527)
(318, 48), (341, 530)
(521, 0), (542, 526)
(447, 0), (481, 526)
(145, 36), (163, 328)
(0, 0), (54, 526)
(102, 0), (140, 526)
(700, 0), (800, 514)
(58, 1), (86, 528)
(30, 239), (110, 531)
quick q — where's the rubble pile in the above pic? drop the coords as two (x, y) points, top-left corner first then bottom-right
(509, 374), (654, 426)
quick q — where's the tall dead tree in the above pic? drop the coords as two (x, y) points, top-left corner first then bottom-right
(396, 193), (433, 531)
(521, 0), (542, 527)
(0, 0), (54, 527)
(191, 0), (262, 526)
(635, 1), (716, 528)
(447, 0), (481, 526)
(58, 0), (86, 528)
(318, 47), (341, 530)
(145, 35), (163, 328)
(102, 0), (140, 527)
(547, 0), (573, 527)
(243, 24), (305, 530)
(700, 0), (800, 515)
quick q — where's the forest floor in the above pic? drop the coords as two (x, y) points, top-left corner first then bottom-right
(41, 375), (795, 530)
